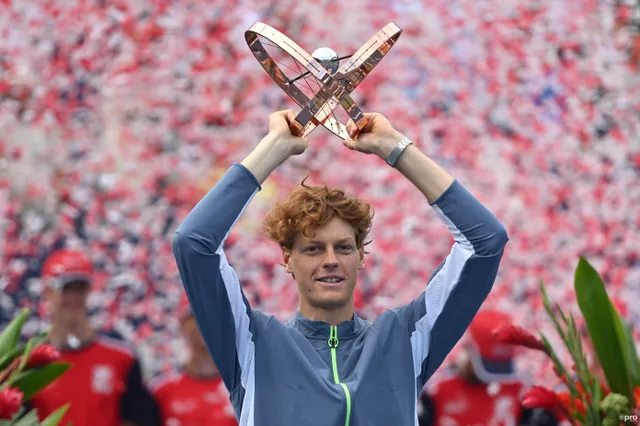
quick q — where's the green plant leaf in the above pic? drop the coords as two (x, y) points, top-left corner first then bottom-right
(0, 343), (26, 371)
(574, 257), (633, 399)
(614, 312), (640, 388)
(573, 412), (585, 424)
(592, 377), (602, 426)
(560, 312), (599, 424)
(12, 362), (72, 401)
(7, 339), (37, 385)
(0, 309), (30, 358)
(540, 281), (567, 341)
(540, 332), (580, 399)
(27, 331), (51, 352)
(0, 331), (49, 372)
(41, 403), (71, 426)
(11, 409), (39, 426)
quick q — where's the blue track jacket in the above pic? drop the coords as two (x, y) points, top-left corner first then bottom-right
(173, 163), (509, 426)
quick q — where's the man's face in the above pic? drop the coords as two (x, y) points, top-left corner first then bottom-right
(182, 315), (209, 354)
(46, 281), (90, 324)
(283, 217), (365, 312)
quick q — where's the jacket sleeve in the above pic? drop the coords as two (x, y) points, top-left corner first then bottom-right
(390, 180), (509, 390)
(172, 163), (270, 396)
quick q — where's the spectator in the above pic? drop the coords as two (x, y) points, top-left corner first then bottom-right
(150, 305), (237, 426)
(0, 0), (638, 387)
(30, 249), (158, 426)
(417, 309), (558, 426)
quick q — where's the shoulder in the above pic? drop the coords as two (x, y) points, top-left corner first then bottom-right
(372, 305), (417, 329)
(372, 294), (428, 330)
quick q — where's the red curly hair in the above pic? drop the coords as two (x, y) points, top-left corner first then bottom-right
(264, 178), (374, 251)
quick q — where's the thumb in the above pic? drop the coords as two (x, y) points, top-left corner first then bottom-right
(284, 110), (305, 137)
(347, 114), (375, 139)
(292, 136), (309, 155)
(343, 133), (376, 151)
(343, 138), (356, 150)
(270, 109), (301, 135)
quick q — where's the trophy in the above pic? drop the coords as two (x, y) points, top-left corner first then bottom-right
(245, 22), (402, 140)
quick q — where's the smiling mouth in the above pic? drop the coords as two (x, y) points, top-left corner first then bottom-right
(316, 277), (345, 285)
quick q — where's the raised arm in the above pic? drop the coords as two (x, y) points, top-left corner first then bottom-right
(345, 113), (509, 389)
(172, 110), (308, 396)
(406, 177), (508, 388)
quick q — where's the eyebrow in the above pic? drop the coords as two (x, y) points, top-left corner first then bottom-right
(305, 239), (355, 245)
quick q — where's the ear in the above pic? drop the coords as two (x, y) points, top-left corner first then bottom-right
(282, 247), (293, 273)
(357, 247), (365, 270)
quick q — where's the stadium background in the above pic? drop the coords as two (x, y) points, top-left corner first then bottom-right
(1, 0), (639, 389)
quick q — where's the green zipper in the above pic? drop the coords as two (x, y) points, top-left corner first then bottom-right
(328, 325), (352, 426)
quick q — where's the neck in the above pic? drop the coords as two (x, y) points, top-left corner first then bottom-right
(299, 301), (355, 325)
(184, 351), (219, 378)
(49, 320), (94, 348)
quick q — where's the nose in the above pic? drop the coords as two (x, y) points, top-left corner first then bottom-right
(322, 247), (339, 268)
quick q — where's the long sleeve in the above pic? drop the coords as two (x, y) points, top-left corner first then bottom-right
(391, 180), (509, 390)
(172, 163), (270, 398)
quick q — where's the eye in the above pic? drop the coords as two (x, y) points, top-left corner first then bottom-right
(337, 244), (354, 252)
(304, 246), (321, 253)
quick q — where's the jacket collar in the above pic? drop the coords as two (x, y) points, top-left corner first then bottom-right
(288, 310), (367, 340)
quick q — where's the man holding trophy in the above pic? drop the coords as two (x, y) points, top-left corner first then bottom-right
(172, 22), (509, 426)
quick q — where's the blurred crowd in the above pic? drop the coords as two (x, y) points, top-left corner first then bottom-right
(1, 0), (639, 392)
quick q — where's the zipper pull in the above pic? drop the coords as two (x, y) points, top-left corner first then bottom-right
(328, 325), (339, 348)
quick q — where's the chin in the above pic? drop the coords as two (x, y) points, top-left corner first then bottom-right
(310, 295), (351, 310)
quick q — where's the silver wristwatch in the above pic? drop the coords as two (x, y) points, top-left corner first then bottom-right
(385, 136), (413, 167)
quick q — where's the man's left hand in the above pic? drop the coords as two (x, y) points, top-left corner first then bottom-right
(343, 112), (404, 159)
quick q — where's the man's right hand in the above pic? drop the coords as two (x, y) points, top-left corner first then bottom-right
(266, 109), (309, 156)
(241, 110), (309, 184)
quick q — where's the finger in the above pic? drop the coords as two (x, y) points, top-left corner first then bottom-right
(349, 113), (378, 138)
(343, 138), (356, 150)
(289, 120), (304, 137)
(268, 110), (283, 130)
(360, 113), (378, 134)
(346, 119), (358, 139)
(281, 109), (298, 123)
(269, 109), (293, 127)
(343, 133), (375, 150)
(270, 110), (301, 136)
(281, 110), (305, 137)
(347, 113), (374, 138)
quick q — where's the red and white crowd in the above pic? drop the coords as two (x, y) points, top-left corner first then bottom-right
(1, 0), (639, 387)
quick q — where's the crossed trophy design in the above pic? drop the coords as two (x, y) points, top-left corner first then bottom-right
(245, 22), (402, 140)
